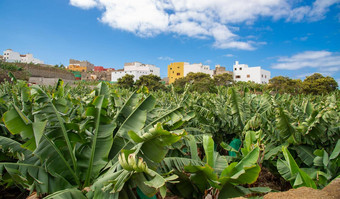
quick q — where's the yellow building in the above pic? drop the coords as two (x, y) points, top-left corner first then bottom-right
(68, 64), (88, 72)
(168, 62), (184, 84)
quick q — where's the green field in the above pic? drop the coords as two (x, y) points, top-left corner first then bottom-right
(0, 80), (339, 198)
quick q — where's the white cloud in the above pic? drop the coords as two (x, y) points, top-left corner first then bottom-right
(296, 72), (333, 79)
(321, 67), (340, 72)
(158, 56), (174, 61)
(271, 51), (340, 71)
(70, 0), (97, 9)
(224, 54), (234, 57)
(296, 73), (314, 79)
(299, 36), (308, 41)
(308, 0), (339, 21)
(70, 0), (340, 49)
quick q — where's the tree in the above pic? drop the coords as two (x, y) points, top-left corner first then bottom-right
(213, 73), (233, 86)
(117, 74), (135, 89)
(173, 72), (216, 93)
(235, 81), (266, 93)
(268, 76), (302, 94)
(302, 73), (338, 95)
(135, 74), (166, 91)
(172, 77), (187, 93)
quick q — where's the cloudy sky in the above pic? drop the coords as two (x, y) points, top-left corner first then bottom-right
(0, 0), (339, 83)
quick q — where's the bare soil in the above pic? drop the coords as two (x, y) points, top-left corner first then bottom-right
(263, 178), (340, 199)
(0, 186), (28, 199)
(250, 167), (291, 192)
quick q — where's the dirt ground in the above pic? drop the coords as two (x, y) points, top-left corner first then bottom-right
(263, 178), (340, 199)
(250, 167), (291, 192)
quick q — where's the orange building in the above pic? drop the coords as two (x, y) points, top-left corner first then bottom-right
(68, 64), (88, 72)
(168, 62), (185, 84)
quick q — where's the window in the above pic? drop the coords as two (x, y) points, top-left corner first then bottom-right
(236, 75), (241, 79)
(262, 74), (263, 78)
(247, 74), (250, 78)
(177, 73), (180, 76)
(265, 75), (267, 78)
(170, 68), (172, 70)
(150, 70), (153, 72)
(239, 68), (242, 70)
(235, 68), (237, 70)
(173, 71), (174, 73)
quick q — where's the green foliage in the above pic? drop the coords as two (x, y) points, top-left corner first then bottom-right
(0, 79), (339, 198)
(277, 140), (340, 189)
(117, 74), (135, 89)
(268, 73), (338, 95)
(277, 146), (317, 189)
(213, 73), (233, 86)
(182, 135), (263, 198)
(0, 80), (197, 198)
(173, 72), (216, 93)
(302, 73), (338, 95)
(0, 61), (22, 71)
(135, 74), (167, 91)
(269, 76), (302, 94)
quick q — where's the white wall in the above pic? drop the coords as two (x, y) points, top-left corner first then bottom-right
(124, 62), (160, 77)
(147, 65), (160, 77)
(260, 69), (271, 84)
(3, 49), (21, 62)
(3, 49), (44, 64)
(111, 70), (150, 82)
(183, 63), (214, 77)
(233, 61), (270, 84)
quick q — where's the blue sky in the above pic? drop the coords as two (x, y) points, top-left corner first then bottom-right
(0, 0), (339, 83)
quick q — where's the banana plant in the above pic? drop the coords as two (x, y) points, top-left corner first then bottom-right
(277, 146), (317, 189)
(88, 123), (184, 199)
(0, 81), (195, 198)
(165, 135), (264, 198)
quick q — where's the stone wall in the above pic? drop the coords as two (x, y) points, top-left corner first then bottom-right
(214, 66), (233, 76)
(20, 63), (75, 80)
(0, 69), (29, 82)
(29, 77), (75, 86)
(69, 59), (94, 71)
(81, 71), (111, 81)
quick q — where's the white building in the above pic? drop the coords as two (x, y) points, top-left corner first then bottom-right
(233, 61), (270, 84)
(124, 62), (160, 77)
(3, 49), (44, 64)
(184, 63), (214, 77)
(111, 62), (160, 82)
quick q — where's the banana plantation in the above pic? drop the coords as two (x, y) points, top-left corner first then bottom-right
(0, 79), (339, 199)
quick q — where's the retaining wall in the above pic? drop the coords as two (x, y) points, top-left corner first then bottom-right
(29, 77), (75, 86)
(20, 63), (75, 80)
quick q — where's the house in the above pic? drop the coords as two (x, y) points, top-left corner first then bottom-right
(3, 49), (44, 64)
(111, 62), (160, 82)
(233, 61), (270, 84)
(168, 62), (214, 84)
